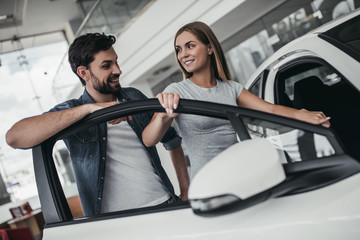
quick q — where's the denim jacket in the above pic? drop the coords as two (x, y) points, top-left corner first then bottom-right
(48, 88), (181, 216)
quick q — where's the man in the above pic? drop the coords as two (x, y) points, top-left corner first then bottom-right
(6, 33), (189, 216)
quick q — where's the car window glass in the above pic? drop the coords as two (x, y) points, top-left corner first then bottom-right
(248, 75), (262, 97)
(276, 61), (360, 159)
(52, 141), (84, 218)
(243, 116), (335, 163)
(281, 65), (340, 102)
(167, 112), (241, 177)
(51, 112), (242, 218)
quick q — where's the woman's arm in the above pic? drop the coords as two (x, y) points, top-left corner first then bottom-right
(142, 93), (180, 147)
(168, 145), (190, 201)
(237, 89), (331, 127)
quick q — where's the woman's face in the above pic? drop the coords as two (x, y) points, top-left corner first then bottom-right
(175, 31), (212, 75)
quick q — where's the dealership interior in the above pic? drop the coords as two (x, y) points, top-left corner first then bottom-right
(0, 0), (359, 239)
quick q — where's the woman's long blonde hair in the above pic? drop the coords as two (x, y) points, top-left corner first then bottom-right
(174, 21), (232, 82)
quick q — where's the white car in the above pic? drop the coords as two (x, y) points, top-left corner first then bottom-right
(245, 9), (360, 160)
(33, 10), (360, 240)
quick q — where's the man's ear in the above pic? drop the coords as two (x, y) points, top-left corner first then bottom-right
(77, 66), (90, 82)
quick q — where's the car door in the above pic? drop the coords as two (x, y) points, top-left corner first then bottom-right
(33, 99), (360, 240)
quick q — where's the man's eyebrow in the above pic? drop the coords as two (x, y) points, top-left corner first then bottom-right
(100, 56), (118, 64)
(100, 60), (113, 64)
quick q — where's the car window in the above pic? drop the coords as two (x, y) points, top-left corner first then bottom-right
(50, 111), (242, 219)
(248, 75), (262, 97)
(248, 70), (268, 98)
(52, 141), (83, 218)
(243, 116), (335, 163)
(275, 60), (360, 159)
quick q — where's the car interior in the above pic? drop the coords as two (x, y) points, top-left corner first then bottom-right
(276, 62), (360, 160)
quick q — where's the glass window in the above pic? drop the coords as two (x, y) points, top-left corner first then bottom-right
(51, 111), (244, 218)
(248, 74), (262, 98)
(275, 60), (360, 159)
(224, 0), (360, 87)
(52, 141), (83, 218)
(225, 30), (274, 86)
(279, 63), (342, 103)
(0, 40), (67, 205)
(78, 0), (152, 36)
(53, 0), (153, 102)
(243, 116), (336, 163)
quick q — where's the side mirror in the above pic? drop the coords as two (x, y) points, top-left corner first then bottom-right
(188, 138), (286, 216)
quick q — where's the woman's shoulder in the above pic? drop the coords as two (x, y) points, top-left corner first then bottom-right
(164, 79), (189, 93)
(217, 79), (241, 86)
(218, 79), (244, 96)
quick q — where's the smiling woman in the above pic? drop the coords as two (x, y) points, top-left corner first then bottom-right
(0, 40), (68, 220)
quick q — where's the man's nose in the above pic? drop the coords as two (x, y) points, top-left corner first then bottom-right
(113, 64), (122, 75)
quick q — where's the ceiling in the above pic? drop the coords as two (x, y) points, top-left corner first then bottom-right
(0, 0), (83, 54)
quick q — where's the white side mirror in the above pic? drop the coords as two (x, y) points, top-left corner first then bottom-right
(188, 138), (286, 215)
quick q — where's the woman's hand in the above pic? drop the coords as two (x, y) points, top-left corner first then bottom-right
(297, 109), (331, 128)
(156, 93), (180, 118)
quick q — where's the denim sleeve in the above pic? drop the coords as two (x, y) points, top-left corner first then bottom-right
(47, 101), (72, 113)
(160, 126), (182, 151)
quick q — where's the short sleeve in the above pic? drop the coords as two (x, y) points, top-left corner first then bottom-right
(163, 83), (178, 94)
(46, 101), (72, 113)
(230, 80), (244, 98)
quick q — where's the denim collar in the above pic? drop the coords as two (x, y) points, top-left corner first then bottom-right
(80, 89), (130, 104)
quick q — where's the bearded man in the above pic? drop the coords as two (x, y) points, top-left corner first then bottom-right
(6, 33), (189, 216)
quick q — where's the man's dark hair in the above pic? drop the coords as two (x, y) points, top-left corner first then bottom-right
(68, 33), (116, 85)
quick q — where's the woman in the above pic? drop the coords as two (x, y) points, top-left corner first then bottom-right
(142, 21), (330, 178)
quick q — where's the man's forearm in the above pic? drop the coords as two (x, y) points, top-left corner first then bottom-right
(6, 104), (93, 149)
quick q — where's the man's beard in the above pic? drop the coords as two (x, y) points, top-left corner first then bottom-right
(89, 69), (121, 94)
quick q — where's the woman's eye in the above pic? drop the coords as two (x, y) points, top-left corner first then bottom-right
(187, 44), (195, 49)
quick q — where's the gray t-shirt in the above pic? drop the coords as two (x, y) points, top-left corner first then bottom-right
(101, 121), (170, 213)
(164, 78), (243, 178)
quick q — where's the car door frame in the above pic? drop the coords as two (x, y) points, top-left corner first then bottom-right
(32, 99), (360, 229)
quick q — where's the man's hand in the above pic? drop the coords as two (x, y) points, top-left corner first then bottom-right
(88, 101), (133, 125)
(88, 101), (118, 113)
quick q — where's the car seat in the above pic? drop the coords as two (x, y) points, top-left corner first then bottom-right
(293, 76), (330, 160)
(293, 75), (330, 113)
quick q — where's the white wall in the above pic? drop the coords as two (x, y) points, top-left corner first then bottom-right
(114, 0), (245, 88)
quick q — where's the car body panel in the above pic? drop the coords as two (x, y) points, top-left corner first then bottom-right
(42, 173), (360, 240)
